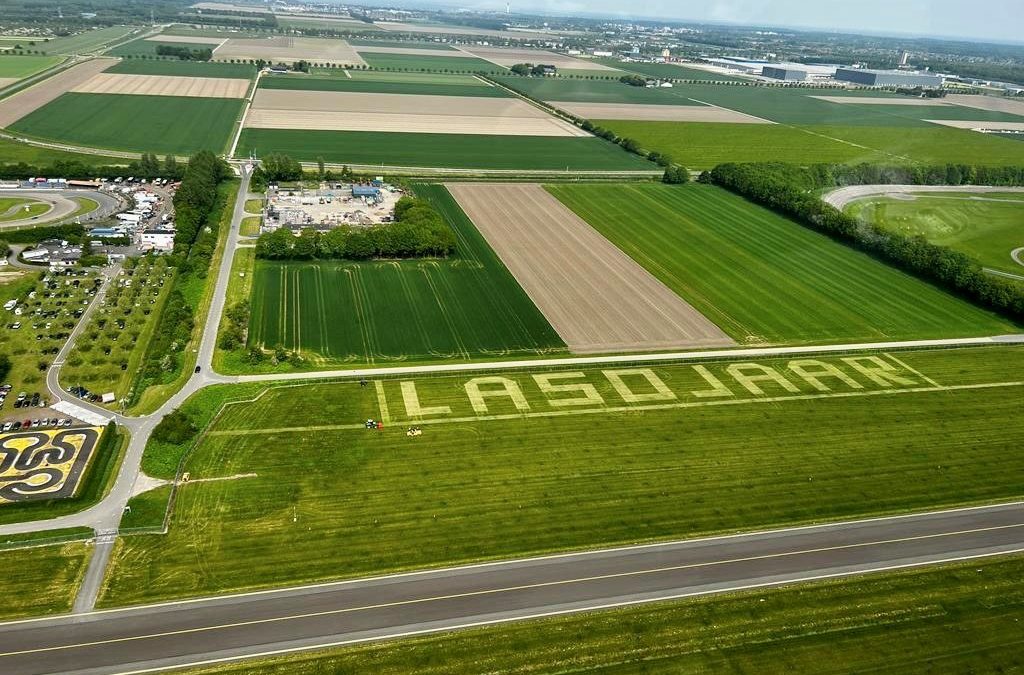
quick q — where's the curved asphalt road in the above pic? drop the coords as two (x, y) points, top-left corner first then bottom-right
(0, 501), (1022, 675)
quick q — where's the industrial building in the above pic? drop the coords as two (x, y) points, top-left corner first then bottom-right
(762, 66), (808, 81)
(834, 68), (943, 88)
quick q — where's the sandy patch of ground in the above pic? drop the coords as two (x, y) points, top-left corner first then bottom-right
(457, 46), (618, 71)
(810, 95), (951, 106)
(253, 89), (551, 116)
(145, 34), (225, 45)
(214, 37), (365, 66)
(446, 183), (735, 353)
(71, 73), (250, 98)
(353, 45), (474, 58)
(0, 77), (18, 89)
(0, 57), (116, 128)
(549, 101), (772, 123)
(944, 94), (1024, 116)
(244, 109), (586, 136)
(925, 119), (1024, 131)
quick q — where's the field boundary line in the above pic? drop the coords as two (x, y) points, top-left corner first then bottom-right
(206, 379), (1024, 436)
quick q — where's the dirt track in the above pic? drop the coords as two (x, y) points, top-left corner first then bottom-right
(446, 183), (735, 353)
(72, 73), (250, 98)
(0, 58), (116, 128)
(810, 96), (950, 106)
(548, 101), (771, 123)
(823, 184), (1024, 210)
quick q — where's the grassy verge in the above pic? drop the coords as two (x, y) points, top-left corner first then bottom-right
(182, 554), (1024, 674)
(243, 199), (262, 215)
(98, 345), (1024, 605)
(0, 543), (91, 620)
(0, 423), (126, 526)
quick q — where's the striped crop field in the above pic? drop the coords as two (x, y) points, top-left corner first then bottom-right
(258, 73), (510, 98)
(248, 184), (564, 363)
(547, 183), (1018, 344)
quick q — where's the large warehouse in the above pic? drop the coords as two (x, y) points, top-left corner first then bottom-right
(834, 68), (944, 88)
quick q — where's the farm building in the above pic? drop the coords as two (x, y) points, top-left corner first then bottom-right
(834, 68), (944, 88)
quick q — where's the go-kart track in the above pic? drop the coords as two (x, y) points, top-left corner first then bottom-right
(0, 189), (118, 230)
(0, 166), (1022, 674)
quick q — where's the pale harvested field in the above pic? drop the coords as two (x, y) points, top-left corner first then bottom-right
(253, 89), (551, 116)
(945, 94), (1024, 116)
(245, 109), (586, 136)
(145, 34), (226, 45)
(71, 73), (249, 98)
(925, 119), (1024, 131)
(0, 78), (17, 89)
(446, 183), (735, 353)
(549, 101), (772, 123)
(353, 45), (475, 58)
(214, 37), (365, 66)
(192, 2), (269, 13)
(458, 46), (618, 71)
(377, 22), (562, 41)
(810, 95), (951, 106)
(0, 57), (115, 128)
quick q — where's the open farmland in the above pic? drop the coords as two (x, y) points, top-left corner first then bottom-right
(447, 183), (734, 352)
(458, 46), (620, 72)
(41, 26), (138, 55)
(553, 102), (770, 122)
(99, 345), (1024, 605)
(0, 57), (115, 128)
(548, 184), (1017, 344)
(71, 73), (250, 98)
(105, 59), (256, 79)
(598, 58), (747, 81)
(259, 72), (509, 97)
(497, 76), (712, 105)
(247, 184), (563, 364)
(10, 93), (243, 154)
(108, 38), (222, 58)
(236, 129), (652, 170)
(0, 55), (61, 80)
(846, 192), (1024, 275)
(357, 52), (501, 72)
(213, 37), (365, 66)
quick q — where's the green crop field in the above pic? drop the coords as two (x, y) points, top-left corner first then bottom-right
(350, 39), (457, 50)
(182, 555), (1024, 675)
(812, 125), (1024, 165)
(235, 129), (652, 170)
(106, 59), (256, 79)
(41, 26), (138, 55)
(596, 58), (746, 82)
(847, 192), (1024, 275)
(258, 73), (509, 97)
(109, 38), (221, 58)
(0, 55), (61, 78)
(496, 76), (707, 105)
(548, 183), (1017, 343)
(248, 185), (563, 363)
(0, 543), (91, 620)
(359, 52), (503, 72)
(10, 93), (243, 155)
(98, 345), (1024, 606)
(340, 69), (490, 85)
(0, 136), (126, 165)
(275, 16), (385, 31)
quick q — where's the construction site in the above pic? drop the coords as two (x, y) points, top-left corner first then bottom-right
(262, 182), (405, 233)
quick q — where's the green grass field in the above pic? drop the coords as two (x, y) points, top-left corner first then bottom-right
(258, 73), (509, 97)
(105, 59), (255, 79)
(597, 119), (1024, 168)
(350, 39), (456, 50)
(340, 69), (491, 85)
(235, 129), (652, 170)
(42, 26), (138, 55)
(0, 197), (49, 222)
(9, 93), (243, 155)
(549, 184), (1017, 343)
(247, 184), (563, 364)
(596, 58), (747, 82)
(0, 136), (127, 165)
(359, 52), (503, 73)
(183, 555), (1024, 674)
(0, 543), (91, 620)
(848, 192), (1024, 275)
(0, 55), (61, 79)
(496, 76), (708, 105)
(98, 345), (1024, 606)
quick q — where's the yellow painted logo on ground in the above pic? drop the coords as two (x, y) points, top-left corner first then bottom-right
(0, 427), (104, 504)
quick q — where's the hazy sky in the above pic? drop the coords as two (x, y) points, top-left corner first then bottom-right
(483, 0), (1024, 43)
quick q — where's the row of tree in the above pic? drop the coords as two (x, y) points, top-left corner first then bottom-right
(155, 45), (213, 61)
(733, 162), (1024, 192)
(255, 196), (456, 261)
(707, 162), (1024, 321)
(0, 154), (184, 182)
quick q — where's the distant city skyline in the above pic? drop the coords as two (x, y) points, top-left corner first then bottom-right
(437, 0), (1023, 44)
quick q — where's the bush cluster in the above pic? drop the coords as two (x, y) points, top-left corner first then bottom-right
(255, 196), (456, 261)
(155, 45), (212, 61)
(708, 162), (1024, 321)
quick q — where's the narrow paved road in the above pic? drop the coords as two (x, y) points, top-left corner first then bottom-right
(0, 502), (1021, 675)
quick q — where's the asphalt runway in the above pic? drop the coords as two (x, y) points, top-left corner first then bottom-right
(1, 501), (1022, 675)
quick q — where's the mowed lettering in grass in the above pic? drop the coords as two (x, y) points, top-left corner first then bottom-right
(214, 353), (986, 436)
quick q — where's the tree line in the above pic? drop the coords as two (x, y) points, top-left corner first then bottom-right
(0, 154), (184, 182)
(255, 196), (456, 261)
(155, 45), (212, 61)
(706, 162), (1024, 321)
